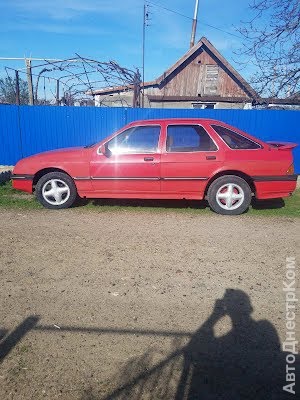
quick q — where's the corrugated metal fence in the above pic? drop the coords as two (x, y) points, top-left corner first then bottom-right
(1, 105), (299, 172)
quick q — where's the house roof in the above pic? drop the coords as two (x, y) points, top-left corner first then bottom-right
(91, 37), (259, 100)
(147, 95), (252, 104)
(260, 97), (300, 106)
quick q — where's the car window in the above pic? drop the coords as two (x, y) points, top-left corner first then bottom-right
(166, 125), (217, 152)
(211, 125), (261, 149)
(107, 125), (160, 154)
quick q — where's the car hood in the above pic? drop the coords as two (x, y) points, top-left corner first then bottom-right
(24, 146), (86, 161)
(13, 146), (90, 175)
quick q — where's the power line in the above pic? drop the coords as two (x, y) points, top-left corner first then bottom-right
(146, 1), (192, 20)
(200, 22), (241, 39)
(145, 1), (242, 39)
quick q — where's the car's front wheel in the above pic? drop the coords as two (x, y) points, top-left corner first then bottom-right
(207, 175), (252, 215)
(35, 172), (77, 209)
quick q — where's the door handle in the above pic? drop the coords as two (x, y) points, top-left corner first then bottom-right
(206, 155), (216, 160)
(144, 157), (154, 161)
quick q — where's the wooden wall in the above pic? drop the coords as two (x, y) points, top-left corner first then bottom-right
(144, 48), (248, 98)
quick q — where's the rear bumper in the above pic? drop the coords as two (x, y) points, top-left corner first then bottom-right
(253, 175), (298, 199)
(252, 175), (298, 182)
(11, 174), (33, 193)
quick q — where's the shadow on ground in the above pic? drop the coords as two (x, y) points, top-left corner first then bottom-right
(91, 289), (298, 399)
(252, 197), (285, 210)
(1, 290), (297, 399)
(74, 196), (286, 212)
(74, 197), (208, 210)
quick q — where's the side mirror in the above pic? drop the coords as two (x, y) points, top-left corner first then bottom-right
(99, 144), (107, 156)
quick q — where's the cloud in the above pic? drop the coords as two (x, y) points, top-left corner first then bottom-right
(5, 0), (143, 21)
(0, 0), (143, 35)
(1, 20), (109, 36)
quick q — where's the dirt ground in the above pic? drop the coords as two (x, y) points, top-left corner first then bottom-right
(0, 209), (299, 399)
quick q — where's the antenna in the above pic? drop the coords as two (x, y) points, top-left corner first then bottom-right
(190, 0), (199, 48)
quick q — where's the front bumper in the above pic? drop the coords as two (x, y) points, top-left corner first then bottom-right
(11, 174), (34, 193)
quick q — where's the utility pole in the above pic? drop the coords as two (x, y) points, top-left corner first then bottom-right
(190, 0), (199, 48)
(15, 70), (20, 105)
(25, 58), (34, 105)
(142, 3), (150, 108)
(56, 79), (60, 106)
(133, 69), (141, 107)
(142, 4), (146, 108)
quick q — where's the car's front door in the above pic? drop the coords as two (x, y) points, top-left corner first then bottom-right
(90, 125), (161, 194)
(161, 124), (221, 198)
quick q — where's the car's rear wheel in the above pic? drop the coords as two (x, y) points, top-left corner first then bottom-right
(207, 175), (252, 215)
(35, 172), (77, 209)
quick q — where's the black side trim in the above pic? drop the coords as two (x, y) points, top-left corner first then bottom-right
(11, 174), (34, 180)
(252, 175), (298, 182)
(91, 177), (160, 181)
(74, 176), (209, 181)
(73, 177), (91, 181)
(161, 177), (208, 181)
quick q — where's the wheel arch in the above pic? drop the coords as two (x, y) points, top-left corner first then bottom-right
(33, 167), (73, 189)
(204, 170), (255, 196)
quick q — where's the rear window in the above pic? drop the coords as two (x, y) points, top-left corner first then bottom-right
(212, 125), (261, 149)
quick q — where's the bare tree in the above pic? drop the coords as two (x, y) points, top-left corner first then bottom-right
(2, 57), (141, 107)
(237, 0), (300, 97)
(0, 77), (29, 104)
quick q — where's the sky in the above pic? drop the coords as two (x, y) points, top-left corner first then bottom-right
(0, 0), (257, 97)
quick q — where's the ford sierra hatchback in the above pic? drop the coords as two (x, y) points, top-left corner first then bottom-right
(12, 118), (298, 215)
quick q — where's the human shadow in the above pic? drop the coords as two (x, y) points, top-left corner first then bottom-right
(100, 289), (298, 399)
(175, 288), (297, 399)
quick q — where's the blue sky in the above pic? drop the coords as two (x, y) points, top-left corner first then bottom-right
(0, 0), (256, 92)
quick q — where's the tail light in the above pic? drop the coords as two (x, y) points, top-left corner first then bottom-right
(286, 164), (294, 175)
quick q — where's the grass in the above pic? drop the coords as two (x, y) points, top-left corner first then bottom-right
(0, 180), (299, 217)
(0, 181), (42, 209)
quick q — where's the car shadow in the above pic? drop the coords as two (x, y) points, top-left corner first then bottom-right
(73, 196), (287, 212)
(251, 197), (285, 210)
(74, 197), (209, 210)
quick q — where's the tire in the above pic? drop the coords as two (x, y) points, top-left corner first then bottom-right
(207, 175), (252, 215)
(35, 172), (77, 209)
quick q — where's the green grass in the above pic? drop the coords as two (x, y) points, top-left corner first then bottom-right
(0, 181), (42, 209)
(0, 180), (299, 217)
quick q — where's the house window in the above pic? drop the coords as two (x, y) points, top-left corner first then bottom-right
(204, 65), (219, 95)
(192, 103), (216, 109)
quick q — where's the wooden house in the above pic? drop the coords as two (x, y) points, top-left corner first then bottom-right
(92, 37), (259, 109)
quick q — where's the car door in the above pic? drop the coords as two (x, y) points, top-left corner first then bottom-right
(90, 125), (161, 194)
(161, 123), (221, 198)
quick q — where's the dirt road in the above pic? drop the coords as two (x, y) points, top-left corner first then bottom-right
(0, 209), (299, 399)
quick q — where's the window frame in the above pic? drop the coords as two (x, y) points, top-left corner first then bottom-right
(98, 124), (162, 155)
(211, 124), (263, 150)
(165, 123), (219, 153)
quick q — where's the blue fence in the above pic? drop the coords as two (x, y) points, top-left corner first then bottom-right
(1, 105), (299, 172)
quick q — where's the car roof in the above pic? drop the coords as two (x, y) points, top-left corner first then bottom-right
(130, 117), (221, 123)
(128, 118), (221, 124)
(125, 118), (266, 146)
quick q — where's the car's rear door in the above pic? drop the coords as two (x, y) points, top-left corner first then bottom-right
(90, 125), (161, 194)
(161, 123), (221, 198)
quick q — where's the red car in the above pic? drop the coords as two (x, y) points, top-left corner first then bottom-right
(12, 118), (298, 215)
